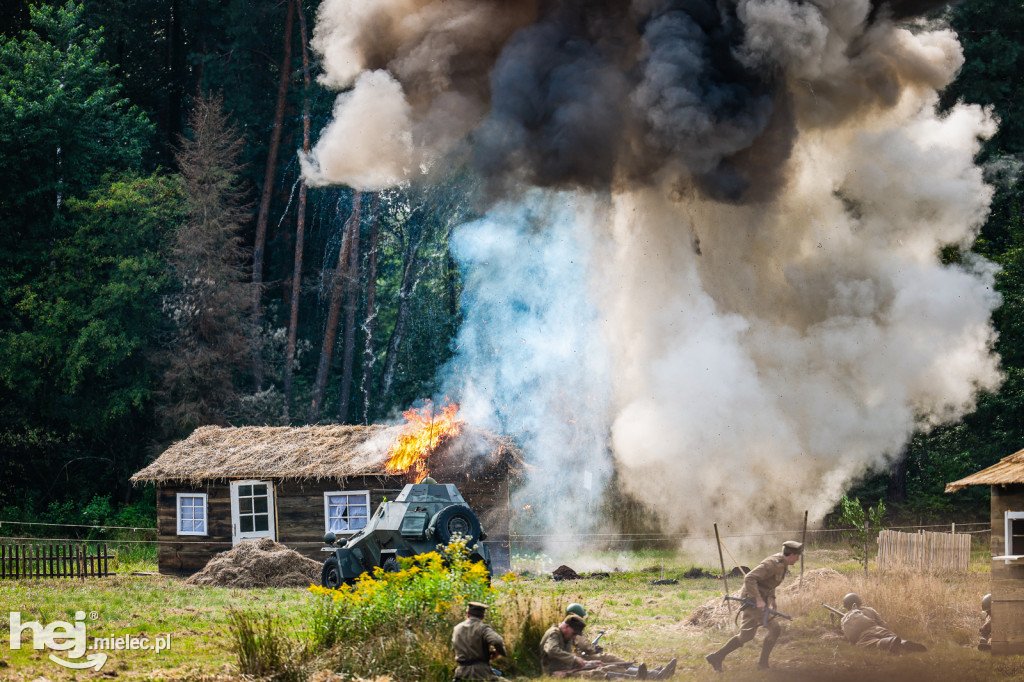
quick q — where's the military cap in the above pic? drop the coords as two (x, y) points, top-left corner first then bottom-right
(782, 540), (803, 554)
(467, 601), (488, 615)
(564, 614), (586, 633)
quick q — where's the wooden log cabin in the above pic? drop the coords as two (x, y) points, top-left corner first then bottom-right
(131, 424), (518, 576)
(947, 446), (1024, 655)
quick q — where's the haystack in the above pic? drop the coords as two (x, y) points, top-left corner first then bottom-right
(185, 537), (320, 588)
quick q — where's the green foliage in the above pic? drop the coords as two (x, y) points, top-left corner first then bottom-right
(839, 494), (886, 559)
(307, 535), (494, 649)
(227, 610), (306, 682)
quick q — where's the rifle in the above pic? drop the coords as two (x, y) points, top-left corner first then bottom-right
(822, 602), (845, 626)
(723, 596), (793, 628)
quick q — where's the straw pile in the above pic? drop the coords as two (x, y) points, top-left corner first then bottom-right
(779, 567), (845, 595)
(185, 538), (321, 588)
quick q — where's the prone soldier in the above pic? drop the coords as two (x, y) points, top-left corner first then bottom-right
(705, 540), (803, 672)
(452, 602), (505, 680)
(839, 593), (927, 654)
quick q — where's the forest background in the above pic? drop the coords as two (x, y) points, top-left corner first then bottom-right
(0, 0), (1021, 534)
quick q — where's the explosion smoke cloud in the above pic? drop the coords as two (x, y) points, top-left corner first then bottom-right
(305, 0), (1003, 542)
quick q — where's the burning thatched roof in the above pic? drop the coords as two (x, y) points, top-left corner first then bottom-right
(131, 423), (520, 485)
(945, 446), (1024, 492)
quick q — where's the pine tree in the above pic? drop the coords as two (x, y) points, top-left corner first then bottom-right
(157, 94), (253, 435)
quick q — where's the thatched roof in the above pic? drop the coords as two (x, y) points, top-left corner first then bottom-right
(945, 446), (1024, 492)
(131, 424), (519, 485)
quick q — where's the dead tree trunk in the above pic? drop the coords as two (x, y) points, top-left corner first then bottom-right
(375, 222), (428, 413)
(309, 192), (361, 422)
(284, 0), (311, 422)
(251, 0), (295, 390)
(336, 199), (362, 422)
(360, 195), (381, 423)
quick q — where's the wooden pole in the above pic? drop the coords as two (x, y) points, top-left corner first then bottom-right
(864, 519), (870, 576)
(800, 510), (808, 590)
(714, 524), (732, 614)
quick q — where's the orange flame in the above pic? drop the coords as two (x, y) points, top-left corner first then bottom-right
(385, 400), (463, 482)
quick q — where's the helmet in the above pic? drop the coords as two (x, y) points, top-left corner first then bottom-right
(982, 593), (992, 612)
(566, 603), (587, 618)
(843, 593), (862, 610)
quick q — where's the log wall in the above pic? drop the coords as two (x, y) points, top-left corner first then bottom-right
(154, 472), (512, 576)
(991, 484), (1024, 655)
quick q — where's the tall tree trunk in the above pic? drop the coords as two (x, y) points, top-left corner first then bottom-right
(337, 207), (362, 422)
(251, 0), (295, 390)
(360, 195), (381, 424)
(284, 0), (311, 422)
(309, 192), (362, 422)
(376, 223), (428, 413)
(888, 455), (908, 504)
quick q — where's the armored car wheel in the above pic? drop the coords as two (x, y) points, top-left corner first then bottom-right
(382, 557), (401, 573)
(431, 504), (481, 545)
(321, 556), (343, 588)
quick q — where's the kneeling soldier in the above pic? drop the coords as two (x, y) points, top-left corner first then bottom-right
(979, 593), (992, 651)
(453, 602), (505, 680)
(706, 540), (802, 672)
(840, 593), (926, 654)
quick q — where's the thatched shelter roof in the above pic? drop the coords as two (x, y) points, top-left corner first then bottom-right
(946, 447), (1024, 492)
(131, 424), (520, 485)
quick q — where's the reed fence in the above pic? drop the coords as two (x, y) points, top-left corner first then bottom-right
(0, 542), (113, 579)
(876, 528), (971, 572)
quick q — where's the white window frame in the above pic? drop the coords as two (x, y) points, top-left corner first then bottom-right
(176, 492), (208, 536)
(323, 490), (370, 535)
(230, 480), (276, 544)
(997, 511), (1024, 563)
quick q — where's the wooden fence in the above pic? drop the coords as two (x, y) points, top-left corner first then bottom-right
(876, 529), (971, 572)
(0, 542), (113, 579)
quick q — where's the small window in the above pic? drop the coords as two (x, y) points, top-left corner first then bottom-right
(176, 493), (208, 536)
(1005, 511), (1024, 559)
(324, 491), (370, 534)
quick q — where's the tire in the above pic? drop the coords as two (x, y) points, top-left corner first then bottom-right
(321, 556), (343, 588)
(431, 505), (481, 545)
(382, 557), (401, 573)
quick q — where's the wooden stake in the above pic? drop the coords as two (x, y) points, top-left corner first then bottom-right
(800, 510), (808, 590)
(714, 523), (731, 614)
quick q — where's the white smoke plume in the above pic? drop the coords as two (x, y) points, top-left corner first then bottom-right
(305, 0), (1003, 544)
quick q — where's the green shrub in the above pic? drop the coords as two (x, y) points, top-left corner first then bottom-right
(227, 610), (306, 682)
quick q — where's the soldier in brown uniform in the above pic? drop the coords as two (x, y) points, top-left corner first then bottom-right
(705, 540), (802, 672)
(979, 593), (992, 651)
(565, 603), (629, 665)
(452, 602), (505, 680)
(540, 615), (604, 677)
(839, 593), (926, 654)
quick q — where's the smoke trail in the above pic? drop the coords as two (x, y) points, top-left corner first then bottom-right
(305, 0), (1003, 544)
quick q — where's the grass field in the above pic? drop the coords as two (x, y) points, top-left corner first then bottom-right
(1, 544), (1021, 681)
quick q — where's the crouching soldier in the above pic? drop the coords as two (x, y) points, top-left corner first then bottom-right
(840, 593), (927, 654)
(979, 593), (992, 651)
(706, 540), (802, 672)
(453, 602), (505, 680)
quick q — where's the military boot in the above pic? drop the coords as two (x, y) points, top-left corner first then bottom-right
(901, 640), (927, 653)
(647, 658), (677, 679)
(758, 638), (777, 670)
(705, 637), (742, 672)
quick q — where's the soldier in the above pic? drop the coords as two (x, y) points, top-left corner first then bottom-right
(540, 615), (604, 678)
(452, 601), (505, 680)
(566, 603), (629, 665)
(978, 593), (992, 651)
(839, 593), (927, 654)
(562, 604), (678, 679)
(705, 540), (802, 672)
